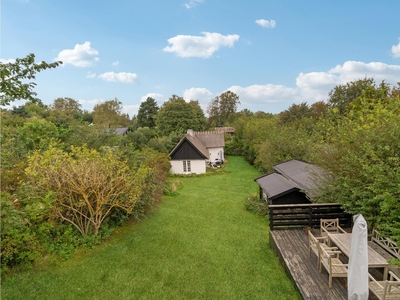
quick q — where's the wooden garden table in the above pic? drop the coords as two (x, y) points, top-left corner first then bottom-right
(328, 233), (389, 280)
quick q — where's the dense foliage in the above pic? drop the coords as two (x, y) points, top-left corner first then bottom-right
(155, 95), (206, 136)
(229, 79), (400, 242)
(1, 53), (398, 273)
(1, 98), (170, 272)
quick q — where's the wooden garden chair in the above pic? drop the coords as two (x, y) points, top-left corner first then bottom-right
(319, 244), (348, 288)
(320, 218), (347, 236)
(308, 231), (338, 268)
(368, 271), (400, 299)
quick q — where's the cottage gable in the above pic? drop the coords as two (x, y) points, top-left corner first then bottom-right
(169, 134), (209, 160)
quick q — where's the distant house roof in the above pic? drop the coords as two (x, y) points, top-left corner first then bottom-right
(255, 159), (327, 200)
(105, 127), (130, 135)
(215, 127), (235, 134)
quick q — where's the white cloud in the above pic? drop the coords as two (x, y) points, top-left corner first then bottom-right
(255, 19), (276, 29)
(328, 61), (400, 83)
(86, 71), (97, 78)
(122, 105), (140, 118)
(0, 58), (16, 64)
(224, 60), (400, 112)
(228, 84), (299, 105)
(78, 98), (103, 111)
(183, 87), (212, 102)
(98, 72), (139, 84)
(183, 87), (213, 110)
(112, 60), (120, 66)
(140, 93), (164, 104)
(163, 32), (240, 58)
(391, 39), (400, 58)
(184, 0), (203, 9)
(55, 41), (99, 67)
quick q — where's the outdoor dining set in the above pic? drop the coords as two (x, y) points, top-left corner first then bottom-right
(308, 218), (400, 299)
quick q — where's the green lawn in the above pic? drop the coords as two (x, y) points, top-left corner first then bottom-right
(1, 156), (301, 300)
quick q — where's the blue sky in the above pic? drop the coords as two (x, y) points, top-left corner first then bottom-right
(2, 0), (400, 117)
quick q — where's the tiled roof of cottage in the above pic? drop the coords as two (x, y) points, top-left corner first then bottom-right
(187, 129), (225, 148)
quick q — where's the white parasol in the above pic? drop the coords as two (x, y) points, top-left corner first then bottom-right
(348, 214), (369, 300)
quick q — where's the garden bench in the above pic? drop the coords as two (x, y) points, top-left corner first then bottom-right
(320, 218), (347, 237)
(308, 231), (338, 268)
(370, 229), (400, 278)
(319, 244), (348, 288)
(368, 271), (400, 300)
(371, 229), (400, 259)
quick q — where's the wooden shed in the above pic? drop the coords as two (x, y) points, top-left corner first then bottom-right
(255, 159), (326, 205)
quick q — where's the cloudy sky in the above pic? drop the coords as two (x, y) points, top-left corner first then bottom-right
(2, 0), (400, 116)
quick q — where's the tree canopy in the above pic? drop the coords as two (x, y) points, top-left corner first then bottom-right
(155, 95), (206, 136)
(92, 98), (130, 127)
(207, 91), (240, 126)
(327, 77), (390, 115)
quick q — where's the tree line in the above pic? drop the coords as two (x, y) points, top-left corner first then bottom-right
(228, 78), (400, 246)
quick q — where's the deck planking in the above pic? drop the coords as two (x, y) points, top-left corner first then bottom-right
(269, 229), (379, 300)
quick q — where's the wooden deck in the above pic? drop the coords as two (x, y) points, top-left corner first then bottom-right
(269, 229), (379, 300)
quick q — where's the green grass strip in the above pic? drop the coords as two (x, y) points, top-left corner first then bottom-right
(1, 156), (301, 300)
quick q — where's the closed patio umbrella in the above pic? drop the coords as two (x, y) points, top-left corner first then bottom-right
(348, 214), (369, 300)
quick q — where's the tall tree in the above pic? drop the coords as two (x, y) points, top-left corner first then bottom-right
(137, 97), (159, 128)
(50, 97), (82, 115)
(207, 91), (240, 126)
(327, 78), (390, 115)
(48, 97), (83, 126)
(92, 98), (129, 127)
(278, 102), (311, 124)
(155, 95), (205, 136)
(310, 101), (328, 119)
(189, 100), (207, 130)
(0, 53), (62, 106)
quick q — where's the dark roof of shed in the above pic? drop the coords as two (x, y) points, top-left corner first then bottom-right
(168, 134), (209, 159)
(273, 159), (325, 193)
(255, 172), (298, 200)
(254, 159), (327, 200)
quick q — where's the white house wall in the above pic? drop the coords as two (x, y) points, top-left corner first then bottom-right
(208, 147), (224, 163)
(170, 160), (206, 174)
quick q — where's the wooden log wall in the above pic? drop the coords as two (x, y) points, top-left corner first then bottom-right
(269, 203), (352, 230)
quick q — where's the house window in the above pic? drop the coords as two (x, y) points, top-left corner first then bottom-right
(183, 161), (191, 173)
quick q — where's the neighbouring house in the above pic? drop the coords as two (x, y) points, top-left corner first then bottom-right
(254, 159), (327, 205)
(105, 127), (130, 135)
(169, 129), (225, 174)
(215, 126), (235, 135)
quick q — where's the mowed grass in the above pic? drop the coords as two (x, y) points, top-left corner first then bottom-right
(1, 156), (301, 300)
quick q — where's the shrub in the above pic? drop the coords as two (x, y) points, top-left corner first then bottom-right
(245, 194), (268, 215)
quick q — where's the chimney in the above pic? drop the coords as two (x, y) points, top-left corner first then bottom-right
(187, 129), (194, 137)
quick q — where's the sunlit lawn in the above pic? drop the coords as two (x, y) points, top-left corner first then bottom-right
(1, 156), (301, 300)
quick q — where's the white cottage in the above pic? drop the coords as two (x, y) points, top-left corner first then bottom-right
(169, 129), (225, 174)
